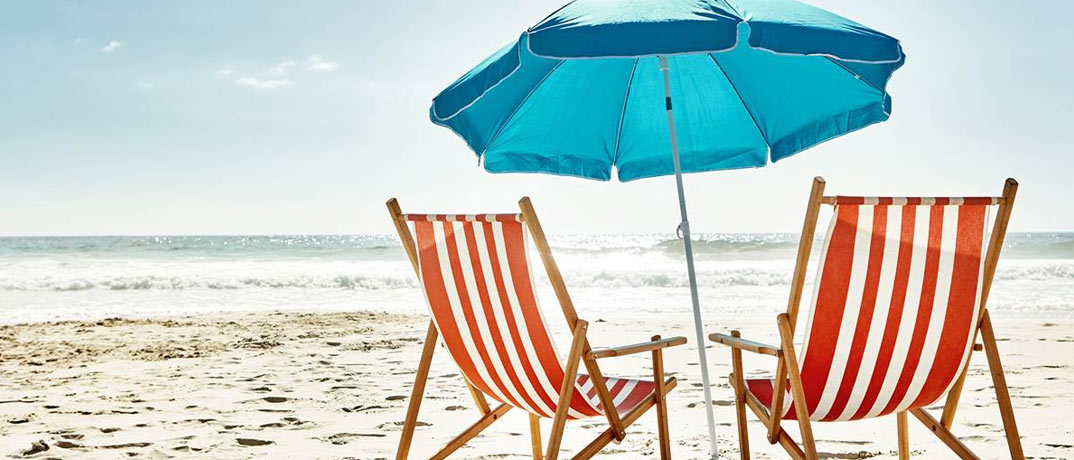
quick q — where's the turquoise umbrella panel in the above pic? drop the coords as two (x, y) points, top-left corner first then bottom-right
(483, 58), (636, 180)
(615, 55), (769, 181)
(710, 32), (890, 161)
(432, 23), (901, 181)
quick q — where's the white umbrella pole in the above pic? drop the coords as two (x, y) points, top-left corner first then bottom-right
(659, 55), (721, 460)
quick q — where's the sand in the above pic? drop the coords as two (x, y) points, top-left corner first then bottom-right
(0, 311), (1070, 459)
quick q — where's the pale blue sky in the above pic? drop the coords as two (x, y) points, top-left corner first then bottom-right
(1, 0), (1072, 236)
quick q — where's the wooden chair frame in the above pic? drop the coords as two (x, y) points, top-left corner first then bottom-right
(710, 177), (1024, 460)
(387, 196), (687, 460)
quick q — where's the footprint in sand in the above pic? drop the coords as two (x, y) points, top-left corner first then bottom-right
(326, 432), (386, 445)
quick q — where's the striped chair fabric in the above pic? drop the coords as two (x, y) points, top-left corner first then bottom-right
(748, 201), (992, 421)
(411, 214), (655, 420)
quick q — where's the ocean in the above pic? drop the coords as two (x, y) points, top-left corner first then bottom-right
(1, 233), (1072, 324)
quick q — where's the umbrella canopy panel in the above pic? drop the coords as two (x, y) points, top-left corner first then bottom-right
(431, 0), (904, 182)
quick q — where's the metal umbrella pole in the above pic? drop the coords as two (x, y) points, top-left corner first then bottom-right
(659, 55), (721, 460)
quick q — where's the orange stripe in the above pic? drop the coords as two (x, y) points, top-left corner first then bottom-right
(801, 204), (859, 416)
(881, 205), (945, 415)
(479, 221), (558, 415)
(500, 222), (598, 417)
(441, 221), (521, 409)
(461, 222), (547, 416)
(413, 221), (497, 398)
(912, 205), (986, 406)
(851, 205), (916, 419)
(825, 205), (888, 420)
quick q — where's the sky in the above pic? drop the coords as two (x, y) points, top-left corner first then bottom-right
(1, 0), (1072, 236)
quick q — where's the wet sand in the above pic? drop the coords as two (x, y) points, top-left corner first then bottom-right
(1, 311), (1070, 459)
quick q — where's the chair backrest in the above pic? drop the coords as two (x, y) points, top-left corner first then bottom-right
(406, 213), (602, 419)
(794, 197), (997, 421)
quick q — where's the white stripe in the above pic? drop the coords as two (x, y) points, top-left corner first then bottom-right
(792, 207), (839, 420)
(864, 205), (931, 418)
(472, 223), (556, 417)
(432, 223), (514, 405)
(611, 379), (639, 408)
(492, 223), (594, 418)
(835, 205), (903, 420)
(800, 207), (839, 361)
(812, 206), (874, 420)
(453, 222), (538, 415)
(490, 222), (571, 416)
(894, 206), (959, 412)
(579, 375), (595, 399)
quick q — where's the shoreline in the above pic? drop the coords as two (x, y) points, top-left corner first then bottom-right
(1, 310), (1071, 458)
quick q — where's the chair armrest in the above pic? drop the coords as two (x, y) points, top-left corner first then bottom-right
(709, 332), (782, 357)
(586, 336), (687, 360)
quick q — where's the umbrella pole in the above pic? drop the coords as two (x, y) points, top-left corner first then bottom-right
(659, 55), (721, 460)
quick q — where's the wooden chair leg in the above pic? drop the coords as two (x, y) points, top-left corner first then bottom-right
(571, 378), (679, 460)
(897, 411), (909, 460)
(465, 381), (492, 415)
(429, 404), (512, 460)
(545, 321), (588, 460)
(910, 408), (981, 460)
(730, 331), (750, 460)
(980, 312), (1026, 460)
(940, 360), (971, 428)
(652, 337), (671, 460)
(778, 315), (817, 460)
(530, 414), (543, 460)
(740, 389), (805, 460)
(394, 322), (438, 460)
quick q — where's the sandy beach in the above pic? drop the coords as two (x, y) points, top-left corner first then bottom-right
(1, 311), (1069, 459)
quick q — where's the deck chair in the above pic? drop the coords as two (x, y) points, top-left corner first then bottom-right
(387, 197), (687, 460)
(710, 177), (1024, 460)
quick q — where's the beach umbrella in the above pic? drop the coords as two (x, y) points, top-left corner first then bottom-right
(429, 0), (904, 457)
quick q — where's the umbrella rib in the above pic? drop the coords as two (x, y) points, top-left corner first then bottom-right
(707, 53), (772, 151)
(480, 60), (566, 158)
(823, 57), (890, 116)
(611, 58), (640, 169)
(823, 57), (886, 94)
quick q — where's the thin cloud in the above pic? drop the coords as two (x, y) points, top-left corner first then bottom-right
(235, 77), (293, 89)
(217, 67), (234, 76)
(269, 60), (296, 75)
(308, 55), (338, 72)
(135, 80), (155, 89)
(100, 40), (122, 53)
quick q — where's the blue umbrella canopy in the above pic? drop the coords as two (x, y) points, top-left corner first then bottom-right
(431, 0), (904, 181)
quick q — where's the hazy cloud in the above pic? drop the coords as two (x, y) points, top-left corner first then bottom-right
(269, 60), (296, 75)
(100, 40), (122, 52)
(235, 77), (293, 89)
(308, 55), (338, 73)
(217, 67), (234, 76)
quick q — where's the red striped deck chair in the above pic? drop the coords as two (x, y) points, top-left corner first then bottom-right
(387, 197), (686, 460)
(711, 178), (1024, 460)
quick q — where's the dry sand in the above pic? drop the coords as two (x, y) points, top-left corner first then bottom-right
(1, 311), (1070, 459)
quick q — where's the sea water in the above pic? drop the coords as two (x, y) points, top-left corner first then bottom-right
(1, 233), (1072, 323)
